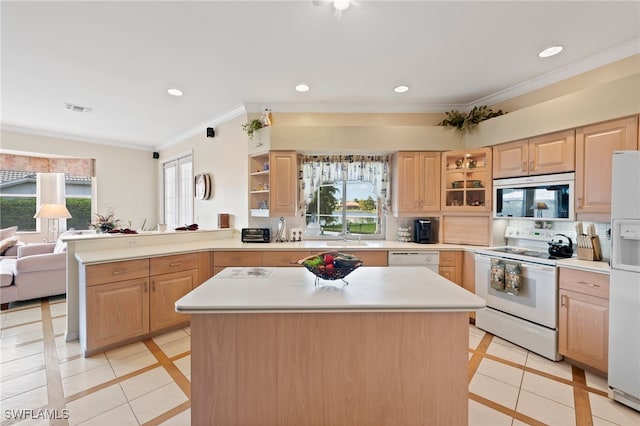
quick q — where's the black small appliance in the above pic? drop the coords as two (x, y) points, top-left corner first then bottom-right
(241, 228), (270, 243)
(548, 234), (574, 258)
(413, 218), (438, 244)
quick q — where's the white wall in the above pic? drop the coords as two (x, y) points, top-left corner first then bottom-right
(1, 131), (157, 242)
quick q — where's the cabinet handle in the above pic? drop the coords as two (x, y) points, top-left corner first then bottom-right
(112, 270), (127, 275)
(577, 197), (583, 208)
(152, 282), (156, 292)
(577, 280), (600, 287)
(561, 294), (567, 307)
(144, 282), (147, 293)
(522, 162), (527, 171)
(529, 160), (534, 170)
(169, 262), (183, 267)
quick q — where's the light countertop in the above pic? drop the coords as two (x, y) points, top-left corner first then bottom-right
(556, 258), (611, 274)
(175, 266), (486, 313)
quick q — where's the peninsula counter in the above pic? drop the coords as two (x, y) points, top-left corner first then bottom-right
(176, 266), (485, 426)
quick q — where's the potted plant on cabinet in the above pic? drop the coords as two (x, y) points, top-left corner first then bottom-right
(241, 119), (265, 140)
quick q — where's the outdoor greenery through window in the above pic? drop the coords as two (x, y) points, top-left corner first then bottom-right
(301, 155), (389, 238)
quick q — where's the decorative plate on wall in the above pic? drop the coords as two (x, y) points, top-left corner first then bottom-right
(195, 173), (211, 200)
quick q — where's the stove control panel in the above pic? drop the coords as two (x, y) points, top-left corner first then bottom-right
(505, 226), (556, 241)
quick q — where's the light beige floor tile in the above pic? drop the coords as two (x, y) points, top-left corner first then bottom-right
(159, 408), (190, 426)
(511, 420), (530, 426)
(0, 385), (48, 412)
(56, 336), (83, 359)
(105, 341), (150, 361)
(585, 370), (609, 393)
(59, 353), (109, 379)
(0, 352), (45, 380)
(49, 301), (67, 317)
(129, 382), (188, 424)
(592, 415), (619, 426)
(520, 371), (574, 408)
(476, 358), (524, 387)
(469, 372), (520, 410)
(158, 336), (190, 358)
(0, 322), (43, 345)
(151, 329), (189, 346)
(524, 352), (573, 380)
(469, 332), (484, 350)
(468, 399), (512, 426)
(108, 350), (157, 377)
(469, 352), (473, 360)
(485, 337), (528, 365)
(119, 367), (173, 401)
(77, 402), (138, 426)
(51, 316), (67, 335)
(589, 393), (640, 426)
(0, 340), (44, 363)
(173, 355), (190, 377)
(1, 307), (42, 328)
(13, 417), (52, 426)
(0, 369), (47, 400)
(66, 384), (127, 426)
(181, 326), (191, 336)
(62, 365), (116, 397)
(516, 389), (576, 425)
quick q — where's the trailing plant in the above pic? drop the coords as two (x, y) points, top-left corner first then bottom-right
(439, 105), (506, 133)
(241, 119), (265, 140)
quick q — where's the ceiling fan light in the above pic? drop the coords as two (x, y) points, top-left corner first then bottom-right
(538, 45), (563, 58)
(295, 83), (310, 92)
(394, 85), (409, 93)
(333, 0), (350, 11)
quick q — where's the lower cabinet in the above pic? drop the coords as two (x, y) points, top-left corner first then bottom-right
(558, 267), (610, 373)
(150, 269), (197, 332)
(439, 251), (462, 285)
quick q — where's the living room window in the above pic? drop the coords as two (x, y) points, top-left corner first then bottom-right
(300, 155), (389, 238)
(0, 170), (38, 231)
(163, 154), (193, 228)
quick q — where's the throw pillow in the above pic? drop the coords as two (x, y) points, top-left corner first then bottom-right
(54, 230), (80, 253)
(0, 226), (18, 240)
(0, 236), (19, 255)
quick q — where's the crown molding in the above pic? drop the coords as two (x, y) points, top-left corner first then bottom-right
(156, 103), (247, 150)
(244, 102), (465, 114)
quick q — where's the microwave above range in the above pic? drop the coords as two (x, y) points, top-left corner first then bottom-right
(493, 173), (575, 220)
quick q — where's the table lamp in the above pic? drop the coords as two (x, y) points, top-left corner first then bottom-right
(34, 204), (72, 242)
(530, 201), (549, 218)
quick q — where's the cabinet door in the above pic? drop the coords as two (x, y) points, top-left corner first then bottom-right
(395, 152), (421, 212)
(438, 267), (461, 285)
(269, 151), (297, 216)
(576, 116), (639, 217)
(493, 140), (528, 179)
(150, 270), (196, 332)
(559, 289), (609, 372)
(340, 251), (388, 266)
(86, 278), (149, 351)
(418, 152), (441, 211)
(439, 251), (462, 285)
(263, 251), (313, 267)
(528, 130), (575, 176)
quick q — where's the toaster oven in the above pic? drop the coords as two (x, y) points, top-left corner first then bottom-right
(241, 228), (270, 243)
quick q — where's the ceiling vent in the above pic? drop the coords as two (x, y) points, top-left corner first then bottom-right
(65, 103), (92, 113)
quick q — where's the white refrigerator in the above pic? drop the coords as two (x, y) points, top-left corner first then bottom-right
(609, 150), (640, 411)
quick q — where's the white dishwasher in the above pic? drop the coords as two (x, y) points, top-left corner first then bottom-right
(388, 251), (439, 272)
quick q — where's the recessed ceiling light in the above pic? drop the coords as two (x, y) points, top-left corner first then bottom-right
(167, 88), (183, 96)
(333, 0), (350, 11)
(394, 85), (409, 93)
(538, 45), (564, 58)
(295, 83), (310, 92)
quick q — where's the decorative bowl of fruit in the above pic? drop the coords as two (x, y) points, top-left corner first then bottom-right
(297, 251), (363, 285)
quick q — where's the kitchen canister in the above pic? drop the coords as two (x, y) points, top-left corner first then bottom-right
(218, 213), (230, 229)
(397, 225), (412, 242)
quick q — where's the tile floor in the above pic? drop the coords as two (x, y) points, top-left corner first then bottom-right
(1, 297), (639, 426)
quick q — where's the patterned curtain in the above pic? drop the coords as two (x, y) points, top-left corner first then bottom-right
(0, 154), (95, 177)
(300, 155), (390, 213)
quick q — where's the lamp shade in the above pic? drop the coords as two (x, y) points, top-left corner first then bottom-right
(530, 201), (549, 210)
(34, 204), (72, 219)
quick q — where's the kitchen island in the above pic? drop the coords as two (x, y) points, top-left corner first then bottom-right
(176, 266), (485, 426)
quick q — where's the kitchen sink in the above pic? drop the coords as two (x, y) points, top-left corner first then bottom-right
(325, 240), (369, 247)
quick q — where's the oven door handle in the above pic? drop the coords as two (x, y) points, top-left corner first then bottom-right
(519, 264), (556, 272)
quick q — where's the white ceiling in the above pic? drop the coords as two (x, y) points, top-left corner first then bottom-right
(2, 1), (639, 151)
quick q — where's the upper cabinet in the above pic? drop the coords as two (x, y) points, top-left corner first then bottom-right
(249, 150), (297, 217)
(493, 130), (575, 179)
(575, 116), (639, 219)
(441, 148), (492, 211)
(392, 152), (441, 215)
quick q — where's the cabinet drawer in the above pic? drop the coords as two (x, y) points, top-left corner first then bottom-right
(262, 251), (312, 267)
(439, 251), (462, 267)
(86, 259), (150, 286)
(214, 251), (263, 267)
(150, 253), (199, 276)
(559, 268), (610, 299)
(340, 251), (388, 267)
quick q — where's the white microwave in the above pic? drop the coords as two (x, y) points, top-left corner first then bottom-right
(493, 173), (575, 220)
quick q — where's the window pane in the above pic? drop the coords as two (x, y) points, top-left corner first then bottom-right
(164, 163), (177, 227)
(345, 181), (379, 235)
(66, 198), (92, 230)
(0, 196), (37, 231)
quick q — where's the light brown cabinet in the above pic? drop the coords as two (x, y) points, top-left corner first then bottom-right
(575, 116), (639, 220)
(248, 150), (298, 217)
(392, 152), (441, 214)
(438, 251), (462, 285)
(559, 267), (610, 373)
(442, 148), (492, 211)
(493, 130), (575, 179)
(262, 251), (312, 267)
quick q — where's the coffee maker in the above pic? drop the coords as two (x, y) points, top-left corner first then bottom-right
(413, 218), (438, 244)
